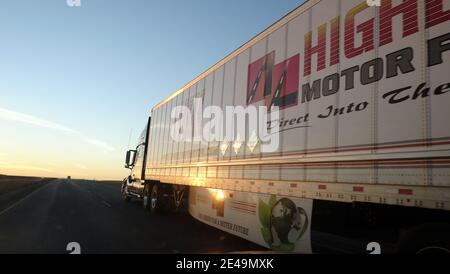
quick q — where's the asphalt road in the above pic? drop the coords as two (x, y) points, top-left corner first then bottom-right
(0, 180), (265, 254)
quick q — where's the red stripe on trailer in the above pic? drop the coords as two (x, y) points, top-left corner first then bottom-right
(399, 189), (413, 195)
(318, 184), (327, 190)
(353, 186), (364, 192)
(290, 183), (298, 188)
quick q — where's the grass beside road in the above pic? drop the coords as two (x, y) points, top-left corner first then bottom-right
(96, 180), (122, 188)
(0, 175), (56, 213)
(0, 175), (55, 194)
(69, 179), (122, 188)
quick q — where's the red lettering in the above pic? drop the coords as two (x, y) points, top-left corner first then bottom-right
(379, 0), (419, 47)
(344, 2), (374, 59)
(304, 24), (327, 77)
(426, 0), (450, 29)
(330, 16), (340, 66)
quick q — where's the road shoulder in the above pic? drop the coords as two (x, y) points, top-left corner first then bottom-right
(0, 179), (54, 214)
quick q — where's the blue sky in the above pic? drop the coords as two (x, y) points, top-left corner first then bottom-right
(0, 0), (303, 180)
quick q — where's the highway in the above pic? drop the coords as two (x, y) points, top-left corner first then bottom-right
(0, 180), (264, 254)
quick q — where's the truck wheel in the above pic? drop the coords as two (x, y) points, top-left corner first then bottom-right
(150, 183), (164, 214)
(142, 183), (152, 211)
(121, 185), (131, 202)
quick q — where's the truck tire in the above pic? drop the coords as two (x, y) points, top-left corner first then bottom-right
(121, 185), (131, 202)
(397, 223), (450, 254)
(142, 183), (152, 211)
(150, 183), (164, 214)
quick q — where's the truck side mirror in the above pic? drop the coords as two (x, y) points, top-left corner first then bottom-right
(125, 150), (137, 169)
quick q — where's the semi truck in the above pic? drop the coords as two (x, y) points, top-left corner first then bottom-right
(121, 0), (450, 254)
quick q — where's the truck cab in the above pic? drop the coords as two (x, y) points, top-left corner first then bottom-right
(122, 118), (151, 200)
(121, 116), (187, 214)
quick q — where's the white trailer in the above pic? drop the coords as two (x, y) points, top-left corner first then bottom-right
(122, 0), (450, 253)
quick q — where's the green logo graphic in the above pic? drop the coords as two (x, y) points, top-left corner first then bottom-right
(259, 195), (309, 251)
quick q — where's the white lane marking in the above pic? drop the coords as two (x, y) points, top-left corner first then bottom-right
(0, 180), (56, 217)
(69, 180), (113, 208)
(102, 201), (112, 208)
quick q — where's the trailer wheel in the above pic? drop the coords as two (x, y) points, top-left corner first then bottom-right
(150, 183), (164, 214)
(397, 223), (450, 254)
(142, 183), (152, 211)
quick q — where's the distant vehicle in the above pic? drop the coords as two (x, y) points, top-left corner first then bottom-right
(121, 0), (450, 253)
(67, 176), (71, 180)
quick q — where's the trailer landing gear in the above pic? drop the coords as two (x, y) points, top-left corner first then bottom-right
(173, 185), (186, 212)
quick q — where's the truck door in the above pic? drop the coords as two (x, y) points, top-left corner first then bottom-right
(130, 143), (146, 195)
